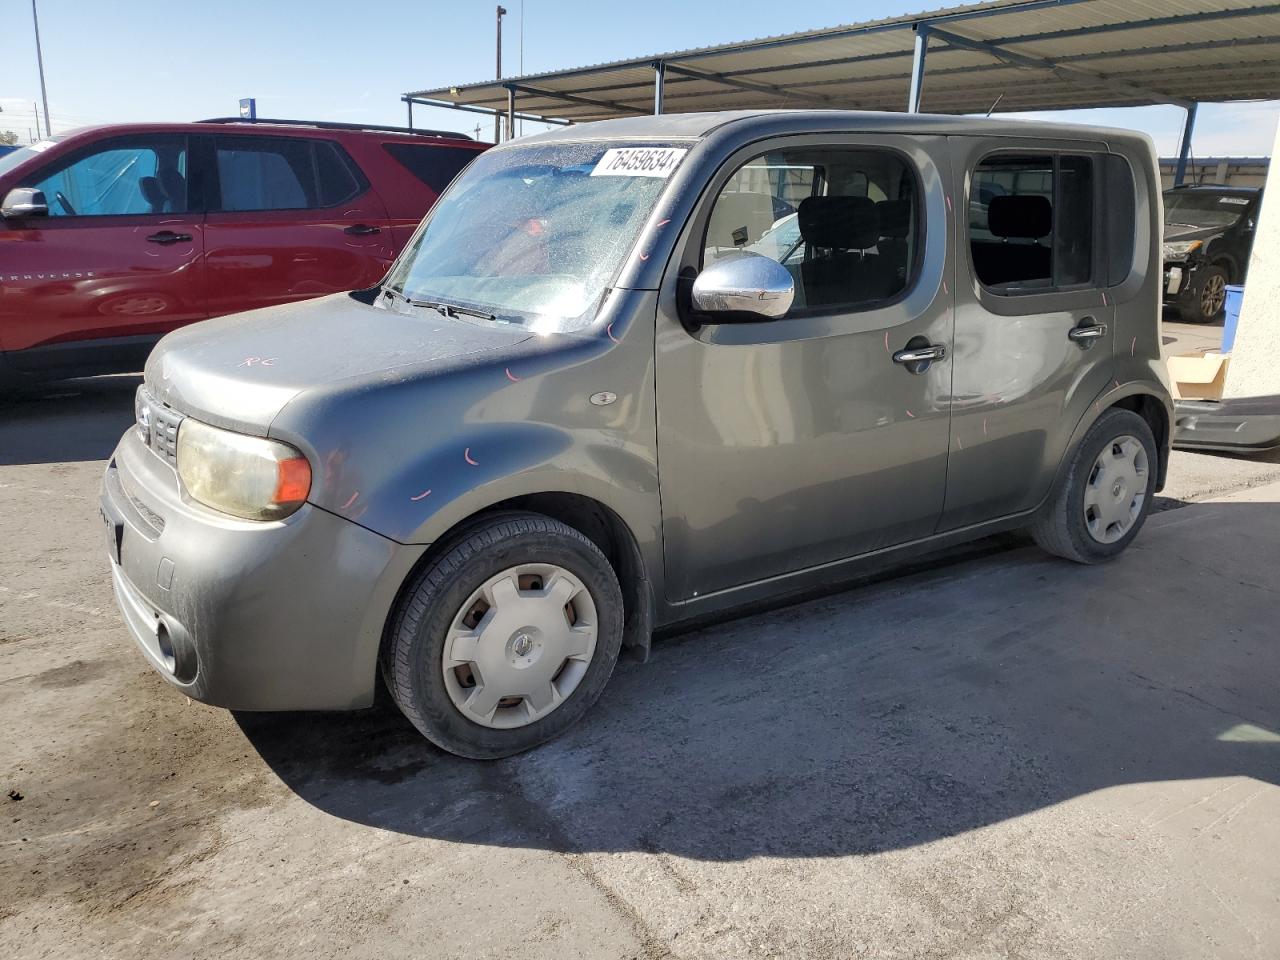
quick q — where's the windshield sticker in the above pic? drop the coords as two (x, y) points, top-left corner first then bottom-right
(1219, 196), (1250, 205)
(591, 147), (688, 178)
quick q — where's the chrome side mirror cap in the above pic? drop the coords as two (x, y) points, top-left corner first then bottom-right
(691, 253), (795, 321)
(1, 187), (48, 219)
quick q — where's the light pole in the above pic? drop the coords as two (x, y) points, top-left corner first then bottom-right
(32, 0), (52, 138)
(494, 5), (506, 143)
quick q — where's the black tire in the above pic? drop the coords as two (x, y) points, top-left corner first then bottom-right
(1179, 264), (1229, 323)
(1030, 408), (1158, 564)
(381, 512), (624, 759)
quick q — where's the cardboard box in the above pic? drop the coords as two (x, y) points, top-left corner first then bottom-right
(1168, 351), (1230, 401)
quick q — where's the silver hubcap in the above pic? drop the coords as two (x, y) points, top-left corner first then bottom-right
(442, 563), (598, 729)
(1083, 435), (1148, 544)
(1201, 273), (1226, 316)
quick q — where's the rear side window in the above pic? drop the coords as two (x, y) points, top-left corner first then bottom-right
(383, 143), (480, 193)
(214, 136), (364, 211)
(969, 153), (1095, 291)
(702, 146), (920, 315)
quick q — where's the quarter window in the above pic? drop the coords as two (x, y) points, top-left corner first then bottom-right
(969, 153), (1094, 291)
(214, 137), (364, 211)
(703, 148), (919, 314)
(30, 138), (188, 217)
(383, 143), (480, 193)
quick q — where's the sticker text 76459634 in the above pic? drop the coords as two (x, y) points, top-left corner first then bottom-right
(591, 147), (688, 179)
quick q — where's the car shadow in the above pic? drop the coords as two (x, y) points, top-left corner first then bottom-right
(0, 374), (140, 466)
(236, 500), (1280, 860)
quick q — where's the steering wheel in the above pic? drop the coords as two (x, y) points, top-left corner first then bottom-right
(54, 191), (77, 216)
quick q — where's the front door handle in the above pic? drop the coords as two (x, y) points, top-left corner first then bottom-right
(344, 223), (381, 235)
(146, 230), (192, 245)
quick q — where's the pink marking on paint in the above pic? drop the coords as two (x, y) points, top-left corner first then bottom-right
(884, 330), (891, 353)
(945, 195), (953, 213)
(656, 219), (671, 228)
(1101, 291), (1108, 306)
(1114, 380), (1121, 391)
(464, 448), (479, 466)
(983, 418), (988, 436)
(505, 367), (521, 383)
(340, 492), (359, 510)
(607, 323), (621, 344)
(410, 489), (432, 501)
(639, 251), (650, 261)
(942, 279), (949, 295)
(1130, 336), (1137, 357)
(905, 409), (916, 419)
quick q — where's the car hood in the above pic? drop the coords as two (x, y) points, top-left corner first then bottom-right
(145, 292), (533, 433)
(1163, 222), (1222, 243)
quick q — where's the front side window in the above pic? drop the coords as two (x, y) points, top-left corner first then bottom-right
(29, 138), (187, 217)
(702, 148), (919, 313)
(214, 136), (363, 212)
(970, 153), (1094, 291)
(383, 141), (679, 333)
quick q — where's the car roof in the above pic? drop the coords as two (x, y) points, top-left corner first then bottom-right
(509, 109), (1154, 150)
(1165, 184), (1259, 194)
(54, 120), (480, 148)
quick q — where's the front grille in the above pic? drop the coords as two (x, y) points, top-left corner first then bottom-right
(135, 387), (184, 467)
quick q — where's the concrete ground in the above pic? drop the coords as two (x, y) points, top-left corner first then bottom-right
(3, 375), (1279, 960)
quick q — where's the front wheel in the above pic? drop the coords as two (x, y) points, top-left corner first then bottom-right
(1030, 408), (1158, 564)
(382, 512), (624, 759)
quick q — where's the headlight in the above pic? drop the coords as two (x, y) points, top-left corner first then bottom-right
(176, 419), (312, 520)
(1162, 239), (1203, 260)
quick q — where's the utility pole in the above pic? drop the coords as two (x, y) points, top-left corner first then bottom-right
(32, 0), (52, 139)
(494, 5), (506, 143)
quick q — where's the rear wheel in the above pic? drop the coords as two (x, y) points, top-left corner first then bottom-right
(1030, 408), (1158, 564)
(382, 512), (623, 759)
(1180, 264), (1228, 323)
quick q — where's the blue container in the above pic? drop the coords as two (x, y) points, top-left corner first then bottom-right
(1223, 284), (1244, 352)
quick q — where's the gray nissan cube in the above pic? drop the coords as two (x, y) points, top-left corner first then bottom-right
(102, 111), (1173, 758)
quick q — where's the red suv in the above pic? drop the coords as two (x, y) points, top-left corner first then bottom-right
(0, 118), (486, 385)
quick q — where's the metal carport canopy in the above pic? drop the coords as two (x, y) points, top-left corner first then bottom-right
(405, 0), (1280, 124)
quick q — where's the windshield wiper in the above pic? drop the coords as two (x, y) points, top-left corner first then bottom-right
(382, 286), (496, 322)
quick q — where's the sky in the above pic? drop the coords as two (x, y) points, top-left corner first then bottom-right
(1, 0), (1277, 156)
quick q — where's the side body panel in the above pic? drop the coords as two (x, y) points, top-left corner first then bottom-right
(654, 133), (957, 602)
(940, 136), (1118, 531)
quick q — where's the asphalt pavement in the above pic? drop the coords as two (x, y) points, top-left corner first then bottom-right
(2, 373), (1279, 960)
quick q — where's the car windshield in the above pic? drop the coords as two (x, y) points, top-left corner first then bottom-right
(0, 140), (58, 179)
(382, 141), (686, 333)
(1164, 190), (1252, 229)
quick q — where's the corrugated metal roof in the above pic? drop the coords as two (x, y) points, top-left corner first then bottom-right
(406, 0), (1280, 124)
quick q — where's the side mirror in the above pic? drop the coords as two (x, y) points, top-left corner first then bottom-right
(692, 253), (794, 321)
(1, 187), (48, 219)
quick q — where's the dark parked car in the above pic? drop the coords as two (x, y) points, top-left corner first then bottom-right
(1162, 184), (1261, 323)
(102, 111), (1173, 758)
(0, 118), (486, 386)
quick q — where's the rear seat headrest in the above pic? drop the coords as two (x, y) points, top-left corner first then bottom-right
(988, 194), (1052, 240)
(876, 199), (911, 240)
(798, 195), (878, 250)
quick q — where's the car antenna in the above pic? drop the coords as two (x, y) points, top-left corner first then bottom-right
(985, 93), (1005, 117)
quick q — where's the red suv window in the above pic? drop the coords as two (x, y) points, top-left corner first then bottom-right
(213, 136), (366, 211)
(382, 143), (478, 194)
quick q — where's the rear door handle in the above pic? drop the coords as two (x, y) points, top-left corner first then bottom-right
(1068, 321), (1107, 345)
(344, 223), (381, 235)
(892, 344), (947, 364)
(146, 231), (192, 245)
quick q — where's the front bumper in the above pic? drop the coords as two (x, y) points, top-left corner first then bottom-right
(101, 427), (425, 711)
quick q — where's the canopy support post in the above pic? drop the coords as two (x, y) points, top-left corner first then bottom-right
(1175, 102), (1198, 186)
(506, 85), (517, 141)
(653, 61), (666, 115)
(908, 23), (930, 113)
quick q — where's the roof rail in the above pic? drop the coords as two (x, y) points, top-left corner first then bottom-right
(197, 117), (471, 140)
